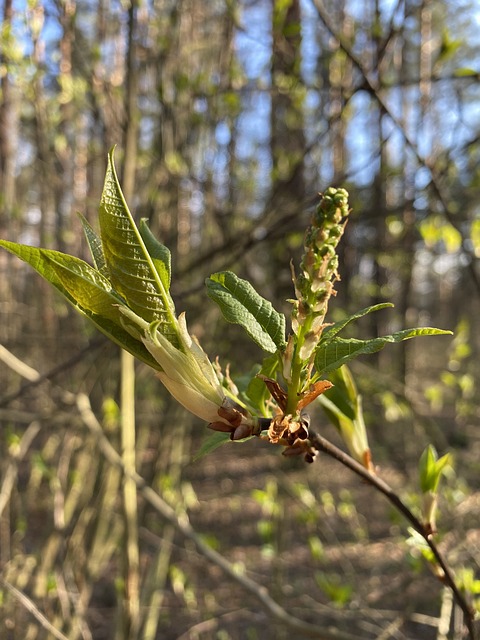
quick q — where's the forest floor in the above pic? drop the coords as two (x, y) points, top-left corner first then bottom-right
(84, 427), (480, 640)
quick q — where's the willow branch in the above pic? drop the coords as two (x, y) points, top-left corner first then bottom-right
(308, 429), (476, 640)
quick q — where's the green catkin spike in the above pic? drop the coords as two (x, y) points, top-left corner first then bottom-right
(292, 188), (350, 356)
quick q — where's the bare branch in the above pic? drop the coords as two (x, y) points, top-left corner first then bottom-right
(0, 578), (70, 640)
(0, 421), (41, 519)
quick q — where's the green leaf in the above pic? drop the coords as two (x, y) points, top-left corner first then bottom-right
(193, 431), (232, 461)
(318, 394), (355, 440)
(77, 213), (108, 275)
(317, 367), (370, 465)
(44, 253), (127, 321)
(0, 240), (161, 369)
(206, 271), (286, 353)
(453, 67), (478, 77)
(419, 445), (451, 493)
(315, 327), (452, 376)
(320, 303), (394, 345)
(0, 241), (119, 315)
(245, 353), (281, 416)
(139, 219), (172, 291)
(471, 219), (480, 256)
(320, 367), (357, 420)
(99, 149), (178, 344)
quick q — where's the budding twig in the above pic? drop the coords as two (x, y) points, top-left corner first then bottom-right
(307, 428), (477, 640)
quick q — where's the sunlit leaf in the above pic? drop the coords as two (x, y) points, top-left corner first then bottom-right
(317, 367), (370, 467)
(471, 219), (480, 258)
(99, 148), (178, 344)
(453, 67), (478, 77)
(320, 303), (394, 345)
(419, 216), (462, 253)
(315, 328), (452, 376)
(0, 240), (160, 369)
(419, 445), (451, 494)
(139, 218), (172, 291)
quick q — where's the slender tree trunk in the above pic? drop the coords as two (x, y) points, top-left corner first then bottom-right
(122, 1), (140, 205)
(370, 0), (389, 367)
(55, 0), (77, 254)
(118, 3), (141, 639)
(269, 0), (305, 302)
(0, 0), (17, 231)
(270, 0), (305, 207)
(268, 0), (305, 619)
(328, 1), (353, 297)
(30, 0), (60, 340)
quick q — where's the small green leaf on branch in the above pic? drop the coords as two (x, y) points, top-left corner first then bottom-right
(419, 445), (452, 494)
(315, 327), (453, 376)
(206, 271), (286, 353)
(320, 303), (394, 346)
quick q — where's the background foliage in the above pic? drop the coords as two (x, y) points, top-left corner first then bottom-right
(0, 0), (479, 638)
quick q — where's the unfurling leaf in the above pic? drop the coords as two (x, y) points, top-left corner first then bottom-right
(99, 149), (178, 344)
(419, 445), (451, 494)
(418, 445), (452, 533)
(319, 303), (394, 346)
(317, 366), (372, 470)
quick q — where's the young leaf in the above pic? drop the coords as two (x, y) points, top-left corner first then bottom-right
(0, 240), (161, 370)
(419, 445), (451, 494)
(139, 218), (172, 291)
(206, 271), (286, 354)
(43, 253), (127, 321)
(315, 328), (452, 376)
(193, 431), (232, 461)
(245, 353), (282, 416)
(320, 303), (394, 345)
(77, 213), (108, 276)
(99, 148), (178, 344)
(318, 367), (371, 468)
(0, 241), (121, 315)
(319, 367), (357, 421)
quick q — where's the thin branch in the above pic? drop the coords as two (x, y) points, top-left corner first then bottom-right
(75, 392), (363, 640)
(0, 421), (41, 518)
(0, 578), (70, 640)
(0, 344), (41, 381)
(307, 429), (476, 640)
(0, 336), (105, 408)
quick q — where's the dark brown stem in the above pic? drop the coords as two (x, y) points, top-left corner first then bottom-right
(308, 429), (476, 640)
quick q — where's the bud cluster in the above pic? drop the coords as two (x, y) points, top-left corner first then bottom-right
(291, 188), (349, 361)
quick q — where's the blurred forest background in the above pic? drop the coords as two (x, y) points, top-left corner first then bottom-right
(1, 0), (480, 638)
